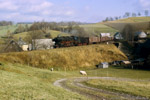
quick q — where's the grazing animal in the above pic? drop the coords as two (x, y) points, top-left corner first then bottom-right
(51, 68), (54, 71)
(80, 71), (87, 75)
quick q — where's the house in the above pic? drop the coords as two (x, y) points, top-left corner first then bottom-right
(17, 37), (29, 51)
(100, 33), (111, 37)
(97, 62), (109, 68)
(32, 39), (55, 50)
(4, 40), (23, 53)
(114, 32), (123, 40)
(131, 58), (145, 66)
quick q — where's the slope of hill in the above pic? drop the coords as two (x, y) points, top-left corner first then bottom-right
(0, 25), (18, 37)
(0, 24), (32, 37)
(0, 44), (127, 70)
(80, 23), (118, 36)
(13, 30), (70, 40)
(105, 17), (150, 23)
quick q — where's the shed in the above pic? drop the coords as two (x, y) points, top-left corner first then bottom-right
(135, 31), (147, 38)
(4, 40), (23, 53)
(22, 45), (29, 51)
(97, 62), (109, 68)
(121, 61), (131, 65)
(114, 32), (123, 40)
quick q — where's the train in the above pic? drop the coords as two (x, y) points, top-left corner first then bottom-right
(53, 36), (113, 48)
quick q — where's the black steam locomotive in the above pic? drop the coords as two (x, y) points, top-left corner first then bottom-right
(53, 36), (113, 48)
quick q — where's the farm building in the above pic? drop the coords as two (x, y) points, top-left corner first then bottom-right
(17, 37), (27, 47)
(135, 31), (147, 39)
(4, 40), (22, 52)
(97, 62), (109, 68)
(131, 58), (145, 66)
(100, 33), (111, 37)
(32, 39), (55, 50)
(121, 61), (131, 65)
(17, 37), (30, 51)
(114, 32), (123, 40)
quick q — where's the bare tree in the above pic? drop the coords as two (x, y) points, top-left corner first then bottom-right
(138, 12), (141, 16)
(132, 13), (137, 17)
(25, 30), (45, 44)
(115, 16), (119, 20)
(121, 24), (134, 42)
(124, 12), (130, 18)
(145, 10), (149, 16)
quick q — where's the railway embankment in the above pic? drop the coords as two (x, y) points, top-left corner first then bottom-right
(0, 44), (127, 70)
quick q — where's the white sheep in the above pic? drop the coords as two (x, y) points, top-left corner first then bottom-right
(80, 71), (87, 75)
(51, 68), (54, 71)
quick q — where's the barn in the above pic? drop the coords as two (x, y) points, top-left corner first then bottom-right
(32, 39), (55, 50)
(4, 40), (23, 53)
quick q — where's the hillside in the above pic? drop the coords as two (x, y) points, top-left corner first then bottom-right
(0, 24), (32, 37)
(0, 25), (18, 37)
(80, 23), (118, 36)
(13, 30), (70, 40)
(0, 44), (127, 70)
(105, 17), (150, 23)
(0, 61), (150, 99)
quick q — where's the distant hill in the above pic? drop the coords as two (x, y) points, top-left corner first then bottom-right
(105, 17), (150, 23)
(13, 30), (70, 40)
(103, 17), (150, 32)
(80, 23), (118, 36)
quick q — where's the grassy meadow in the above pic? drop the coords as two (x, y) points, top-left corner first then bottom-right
(0, 25), (17, 37)
(110, 17), (150, 23)
(0, 24), (32, 37)
(80, 23), (118, 36)
(0, 44), (127, 70)
(0, 62), (150, 99)
(84, 78), (150, 98)
(13, 30), (70, 40)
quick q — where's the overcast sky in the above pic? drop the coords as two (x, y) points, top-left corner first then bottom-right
(0, 0), (150, 23)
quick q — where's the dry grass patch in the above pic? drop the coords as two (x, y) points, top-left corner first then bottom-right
(0, 44), (127, 70)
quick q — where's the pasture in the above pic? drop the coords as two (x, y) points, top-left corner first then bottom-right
(13, 30), (70, 40)
(80, 23), (118, 36)
(0, 62), (150, 100)
(0, 25), (17, 37)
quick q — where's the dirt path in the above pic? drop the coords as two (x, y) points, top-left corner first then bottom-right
(54, 77), (149, 100)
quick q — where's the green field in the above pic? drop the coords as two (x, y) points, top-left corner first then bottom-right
(111, 17), (150, 23)
(80, 23), (118, 36)
(0, 62), (150, 99)
(85, 78), (150, 98)
(0, 25), (18, 36)
(13, 30), (70, 40)
(0, 24), (32, 37)
(80, 17), (150, 36)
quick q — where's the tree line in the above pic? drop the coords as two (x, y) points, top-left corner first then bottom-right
(0, 21), (13, 26)
(103, 10), (149, 22)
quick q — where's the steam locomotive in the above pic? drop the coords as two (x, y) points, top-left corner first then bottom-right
(53, 36), (113, 48)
